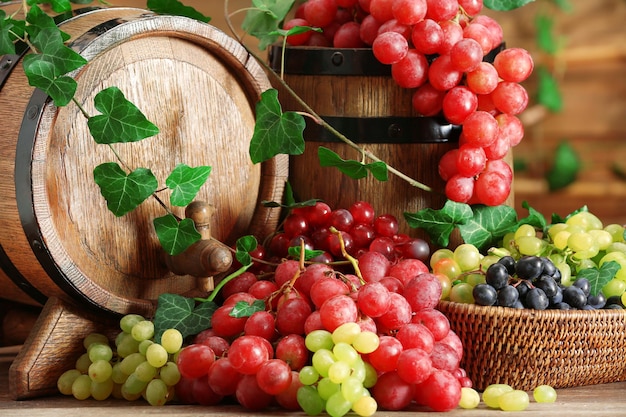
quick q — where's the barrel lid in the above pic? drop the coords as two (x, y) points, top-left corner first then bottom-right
(15, 8), (287, 315)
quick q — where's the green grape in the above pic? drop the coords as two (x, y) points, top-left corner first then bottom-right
(332, 322), (361, 345)
(459, 387), (480, 409)
(361, 361), (377, 388)
(145, 378), (169, 406)
(135, 361), (158, 382)
(352, 395), (377, 417)
(57, 369), (82, 395)
(556, 262), (573, 286)
(120, 314), (145, 333)
(340, 376), (365, 403)
(349, 358), (366, 383)
(90, 378), (114, 401)
(516, 235), (546, 256)
(572, 244), (600, 261)
(600, 253), (626, 281)
(589, 229), (614, 251)
(352, 331), (379, 354)
(498, 389), (530, 411)
(453, 243), (482, 272)
(604, 224), (625, 243)
(88, 342), (113, 362)
(514, 223), (537, 239)
(119, 352), (146, 375)
(429, 248), (454, 270)
(574, 258), (598, 273)
(306, 329), (335, 352)
(547, 223), (569, 240)
(566, 211), (603, 231)
(120, 382), (144, 401)
(449, 282), (475, 304)
(161, 328), (183, 354)
(71, 374), (92, 400)
(326, 391), (352, 417)
(160, 362), (181, 386)
(465, 272), (486, 287)
(603, 279), (626, 298)
(553, 230), (571, 250)
(111, 362), (128, 384)
(138, 339), (154, 356)
(131, 320), (155, 342)
(146, 343), (169, 368)
(533, 384), (557, 403)
(75, 352), (91, 374)
(123, 372), (149, 395)
(297, 385), (325, 416)
(482, 383), (513, 408)
(312, 349), (336, 378)
(299, 365), (321, 386)
(606, 242), (626, 254)
(83, 333), (109, 350)
(328, 360), (351, 384)
(569, 231), (594, 252)
(317, 377), (340, 401)
(479, 254), (500, 271)
(621, 291), (626, 307)
(333, 342), (359, 365)
(88, 359), (113, 383)
(116, 332), (141, 358)
(501, 232), (520, 258)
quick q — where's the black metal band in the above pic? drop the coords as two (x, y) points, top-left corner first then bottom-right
(304, 115), (460, 143)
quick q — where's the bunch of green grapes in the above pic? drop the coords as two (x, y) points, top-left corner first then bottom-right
(297, 322), (380, 417)
(57, 314), (183, 406)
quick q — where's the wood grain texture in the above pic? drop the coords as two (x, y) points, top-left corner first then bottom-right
(0, 7), (287, 315)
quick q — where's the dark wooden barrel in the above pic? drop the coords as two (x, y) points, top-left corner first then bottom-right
(0, 7), (288, 315)
(268, 45), (459, 236)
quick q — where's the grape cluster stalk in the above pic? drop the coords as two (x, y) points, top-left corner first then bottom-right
(280, 0), (533, 205)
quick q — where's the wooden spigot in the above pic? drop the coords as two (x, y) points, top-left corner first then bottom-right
(163, 201), (233, 292)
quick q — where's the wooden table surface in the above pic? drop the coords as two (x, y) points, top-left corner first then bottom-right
(1, 360), (626, 417)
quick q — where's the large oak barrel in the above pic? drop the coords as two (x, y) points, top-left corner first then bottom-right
(269, 45), (511, 238)
(0, 7), (288, 316)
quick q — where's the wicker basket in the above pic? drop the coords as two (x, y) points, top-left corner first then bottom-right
(437, 300), (626, 391)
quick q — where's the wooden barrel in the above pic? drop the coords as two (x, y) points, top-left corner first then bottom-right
(269, 45), (459, 236)
(0, 7), (288, 316)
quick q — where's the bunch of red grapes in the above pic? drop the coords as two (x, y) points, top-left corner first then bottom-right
(173, 204), (469, 413)
(283, 0), (533, 206)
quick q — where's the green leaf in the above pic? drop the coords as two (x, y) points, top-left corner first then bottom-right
(230, 299), (266, 318)
(270, 25), (321, 38)
(27, 0), (72, 13)
(484, 0), (535, 11)
(288, 245), (325, 260)
(153, 214), (202, 256)
(236, 235), (258, 266)
(93, 163), (158, 217)
(534, 13), (558, 55)
(537, 66), (563, 112)
(250, 89), (305, 164)
(517, 200), (547, 231)
(550, 0), (574, 12)
(21, 60), (77, 106)
(166, 164), (211, 207)
(147, 0), (211, 22)
(546, 141), (580, 191)
(153, 293), (217, 343)
(458, 205), (519, 251)
(577, 261), (621, 297)
(404, 200), (473, 248)
(87, 87), (159, 144)
(243, 0), (296, 50)
(0, 11), (16, 55)
(318, 146), (388, 181)
(551, 206), (588, 225)
(25, 5), (70, 42)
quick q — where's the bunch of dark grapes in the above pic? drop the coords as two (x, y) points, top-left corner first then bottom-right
(282, 0), (533, 206)
(473, 255), (623, 310)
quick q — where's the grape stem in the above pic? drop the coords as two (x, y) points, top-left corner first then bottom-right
(223, 1), (434, 194)
(329, 227), (365, 285)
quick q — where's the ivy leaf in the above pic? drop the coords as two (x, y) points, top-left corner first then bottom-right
(242, 0), (295, 50)
(27, 0), (72, 13)
(0, 11), (16, 55)
(153, 214), (202, 256)
(458, 205), (519, 251)
(551, 205), (588, 225)
(288, 245), (325, 261)
(578, 261), (621, 297)
(166, 164), (211, 207)
(147, 0), (211, 23)
(250, 89), (305, 164)
(318, 146), (388, 181)
(25, 5), (70, 42)
(230, 299), (266, 318)
(546, 141), (580, 191)
(404, 200), (473, 248)
(93, 162), (158, 217)
(535, 13), (558, 55)
(517, 200), (547, 231)
(236, 235), (258, 266)
(537, 66), (562, 112)
(484, 0), (535, 11)
(87, 87), (160, 144)
(21, 60), (77, 106)
(153, 293), (217, 343)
